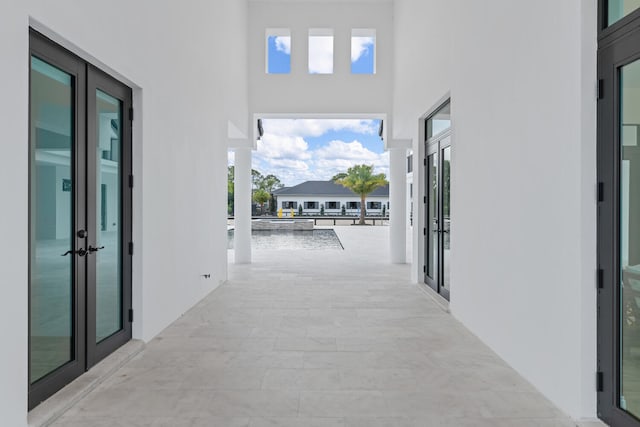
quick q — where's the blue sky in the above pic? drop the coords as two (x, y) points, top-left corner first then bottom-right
(267, 34), (375, 74)
(229, 119), (388, 187)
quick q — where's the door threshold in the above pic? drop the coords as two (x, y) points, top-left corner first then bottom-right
(417, 283), (450, 313)
(28, 340), (144, 427)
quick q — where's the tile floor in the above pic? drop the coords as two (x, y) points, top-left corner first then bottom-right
(53, 227), (600, 426)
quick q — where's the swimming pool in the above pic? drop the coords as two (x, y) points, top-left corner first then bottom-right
(227, 229), (343, 250)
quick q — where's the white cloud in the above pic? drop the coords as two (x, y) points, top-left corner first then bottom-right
(351, 36), (374, 62)
(315, 140), (380, 161)
(275, 36), (291, 55)
(256, 134), (311, 161)
(262, 119), (378, 137)
(308, 36), (333, 74)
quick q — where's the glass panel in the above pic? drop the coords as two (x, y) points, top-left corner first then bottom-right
(608, 0), (640, 26)
(620, 58), (640, 417)
(351, 29), (375, 74)
(30, 56), (74, 384)
(442, 145), (451, 291)
(95, 89), (122, 343)
(427, 102), (451, 139)
(309, 29), (333, 74)
(426, 153), (438, 280)
(267, 31), (291, 74)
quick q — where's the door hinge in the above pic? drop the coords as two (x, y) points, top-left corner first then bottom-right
(423, 265), (426, 273)
(597, 182), (604, 202)
(597, 371), (604, 392)
(423, 227), (426, 236)
(423, 158), (427, 166)
(597, 79), (604, 100)
(129, 107), (134, 121)
(128, 308), (134, 323)
(128, 175), (134, 188)
(128, 242), (134, 255)
(597, 268), (604, 289)
(423, 196), (427, 204)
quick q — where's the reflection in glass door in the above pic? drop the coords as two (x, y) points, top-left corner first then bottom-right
(94, 90), (122, 343)
(29, 56), (80, 384)
(425, 150), (438, 288)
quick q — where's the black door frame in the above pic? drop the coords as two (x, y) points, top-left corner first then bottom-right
(597, 1), (640, 425)
(28, 29), (133, 410)
(424, 120), (451, 300)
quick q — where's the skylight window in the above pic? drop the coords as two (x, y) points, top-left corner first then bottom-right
(351, 29), (376, 74)
(308, 29), (334, 74)
(266, 29), (291, 74)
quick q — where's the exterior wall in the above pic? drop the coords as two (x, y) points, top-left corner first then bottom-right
(393, 0), (597, 420)
(248, 0), (393, 120)
(277, 195), (389, 215)
(0, 1), (248, 424)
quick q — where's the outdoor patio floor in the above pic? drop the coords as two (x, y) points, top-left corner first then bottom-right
(52, 227), (602, 426)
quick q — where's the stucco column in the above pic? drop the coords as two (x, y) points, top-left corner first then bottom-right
(389, 146), (407, 264)
(234, 147), (252, 264)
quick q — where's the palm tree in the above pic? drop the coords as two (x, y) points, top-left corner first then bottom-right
(332, 164), (388, 225)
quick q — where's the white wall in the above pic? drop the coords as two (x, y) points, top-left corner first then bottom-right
(248, 0), (393, 119)
(393, 0), (597, 420)
(277, 195), (388, 214)
(0, 1), (248, 424)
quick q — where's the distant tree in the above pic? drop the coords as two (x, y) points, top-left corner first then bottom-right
(341, 205), (346, 216)
(251, 169), (263, 190)
(320, 205), (325, 216)
(253, 189), (270, 215)
(382, 204), (386, 217)
(258, 174), (284, 214)
(332, 164), (388, 225)
(298, 205), (303, 216)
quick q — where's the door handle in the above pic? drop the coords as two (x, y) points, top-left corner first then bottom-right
(87, 245), (105, 254)
(61, 248), (87, 257)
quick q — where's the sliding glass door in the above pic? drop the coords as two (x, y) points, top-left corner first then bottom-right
(29, 30), (132, 409)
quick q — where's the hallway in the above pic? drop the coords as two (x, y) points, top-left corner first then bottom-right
(53, 228), (583, 426)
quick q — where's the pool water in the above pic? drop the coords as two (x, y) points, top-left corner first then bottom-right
(227, 229), (343, 250)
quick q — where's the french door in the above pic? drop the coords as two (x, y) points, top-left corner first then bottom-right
(29, 30), (132, 409)
(424, 131), (451, 300)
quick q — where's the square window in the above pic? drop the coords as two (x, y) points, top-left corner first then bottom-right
(351, 29), (375, 74)
(326, 201), (340, 209)
(282, 201), (297, 209)
(309, 29), (333, 74)
(266, 29), (291, 74)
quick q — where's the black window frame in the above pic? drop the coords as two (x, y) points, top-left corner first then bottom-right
(325, 201), (340, 209)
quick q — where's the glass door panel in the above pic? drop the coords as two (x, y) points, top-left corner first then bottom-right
(95, 90), (123, 343)
(426, 152), (438, 284)
(29, 56), (75, 384)
(442, 144), (451, 294)
(608, 0), (640, 26)
(620, 58), (640, 418)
